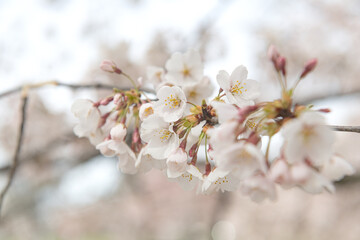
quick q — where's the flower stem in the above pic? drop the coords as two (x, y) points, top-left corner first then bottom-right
(121, 72), (138, 90)
(265, 135), (272, 169)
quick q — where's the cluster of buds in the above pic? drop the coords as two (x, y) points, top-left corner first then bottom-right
(72, 48), (355, 202)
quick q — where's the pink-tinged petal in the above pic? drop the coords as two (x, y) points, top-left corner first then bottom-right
(110, 124), (127, 141)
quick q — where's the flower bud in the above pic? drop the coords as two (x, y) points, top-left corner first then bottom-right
(276, 56), (286, 76)
(100, 60), (122, 74)
(300, 58), (317, 79)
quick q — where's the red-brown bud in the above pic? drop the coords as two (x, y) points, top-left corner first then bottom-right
(300, 58), (317, 79)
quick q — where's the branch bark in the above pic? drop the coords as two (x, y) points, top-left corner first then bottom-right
(330, 125), (360, 133)
(0, 93), (28, 217)
(0, 80), (155, 99)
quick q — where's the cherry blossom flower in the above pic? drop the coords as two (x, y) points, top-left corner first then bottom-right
(290, 162), (335, 194)
(139, 102), (154, 121)
(240, 173), (277, 203)
(214, 142), (266, 180)
(182, 76), (214, 105)
(202, 168), (240, 194)
(321, 155), (355, 181)
(210, 101), (238, 124)
(117, 144), (137, 174)
(146, 66), (166, 89)
(154, 86), (187, 122)
(140, 115), (179, 159)
(269, 159), (294, 189)
(96, 123), (127, 157)
(282, 111), (335, 166)
(207, 120), (238, 153)
(165, 49), (203, 86)
(71, 99), (104, 145)
(166, 148), (188, 178)
(172, 165), (203, 191)
(216, 65), (260, 107)
(135, 145), (166, 173)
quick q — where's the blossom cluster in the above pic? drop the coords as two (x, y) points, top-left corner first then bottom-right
(72, 47), (355, 202)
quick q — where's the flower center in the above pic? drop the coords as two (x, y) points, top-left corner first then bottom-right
(189, 90), (197, 98)
(164, 94), (181, 109)
(214, 176), (229, 185)
(181, 173), (194, 182)
(231, 80), (247, 95)
(144, 107), (154, 117)
(302, 125), (315, 143)
(182, 66), (191, 77)
(246, 120), (257, 130)
(157, 129), (172, 142)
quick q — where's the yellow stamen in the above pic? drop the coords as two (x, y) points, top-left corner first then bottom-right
(164, 94), (181, 109)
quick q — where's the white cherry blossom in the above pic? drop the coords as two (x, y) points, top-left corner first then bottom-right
(214, 142), (266, 180)
(182, 76), (214, 105)
(135, 145), (166, 173)
(96, 123), (127, 157)
(202, 168), (240, 194)
(321, 155), (355, 181)
(240, 173), (277, 203)
(166, 148), (188, 178)
(269, 159), (294, 189)
(139, 102), (154, 121)
(172, 165), (203, 191)
(146, 66), (166, 88)
(71, 99), (104, 145)
(140, 115), (179, 159)
(154, 86), (187, 122)
(117, 144), (138, 174)
(210, 101), (238, 124)
(207, 120), (238, 153)
(282, 111), (335, 166)
(216, 65), (260, 107)
(165, 49), (203, 86)
(290, 162), (335, 194)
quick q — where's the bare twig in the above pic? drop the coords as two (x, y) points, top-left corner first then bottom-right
(330, 125), (360, 133)
(0, 92), (28, 217)
(0, 81), (155, 99)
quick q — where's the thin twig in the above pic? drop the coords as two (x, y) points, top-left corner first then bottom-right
(0, 93), (28, 217)
(0, 81), (155, 99)
(330, 125), (360, 133)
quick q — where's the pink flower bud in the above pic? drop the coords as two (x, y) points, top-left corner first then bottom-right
(317, 108), (331, 113)
(300, 58), (317, 79)
(99, 96), (114, 106)
(100, 60), (122, 74)
(268, 45), (280, 63)
(276, 56), (286, 76)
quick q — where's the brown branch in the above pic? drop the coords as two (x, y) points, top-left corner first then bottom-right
(330, 125), (360, 133)
(0, 81), (155, 99)
(0, 93), (28, 217)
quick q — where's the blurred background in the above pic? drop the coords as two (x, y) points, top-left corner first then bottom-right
(1, 0), (360, 239)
